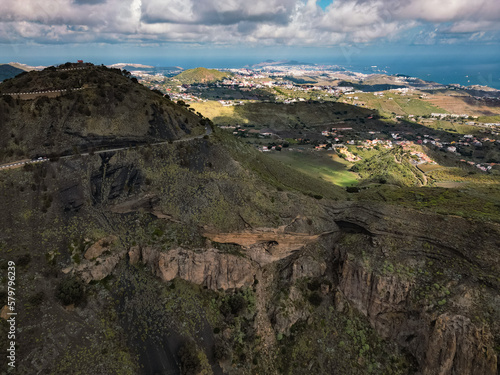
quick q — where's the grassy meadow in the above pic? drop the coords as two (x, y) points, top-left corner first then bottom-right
(267, 150), (359, 187)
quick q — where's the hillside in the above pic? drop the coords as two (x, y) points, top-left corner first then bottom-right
(351, 147), (426, 186)
(0, 62), (498, 375)
(0, 63), (206, 162)
(173, 67), (232, 84)
(0, 63), (26, 82)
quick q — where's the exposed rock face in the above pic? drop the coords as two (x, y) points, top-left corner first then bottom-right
(339, 259), (414, 338)
(84, 235), (117, 260)
(273, 286), (311, 335)
(291, 255), (327, 282)
(338, 258), (498, 375)
(140, 247), (256, 290)
(329, 202), (500, 269)
(203, 227), (327, 264)
(78, 253), (125, 283)
(128, 245), (141, 265)
(423, 314), (497, 375)
(65, 249), (126, 283)
(91, 162), (143, 205)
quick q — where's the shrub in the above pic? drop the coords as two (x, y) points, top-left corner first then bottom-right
(178, 342), (202, 375)
(56, 277), (85, 306)
(16, 254), (31, 267)
(307, 279), (322, 292)
(229, 294), (247, 315)
(28, 291), (45, 306)
(308, 292), (323, 307)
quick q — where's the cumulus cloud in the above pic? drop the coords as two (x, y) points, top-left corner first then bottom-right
(0, 0), (499, 46)
(140, 0), (298, 26)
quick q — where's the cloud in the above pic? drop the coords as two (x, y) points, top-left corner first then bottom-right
(395, 0), (500, 23)
(140, 0), (298, 26)
(0, 0), (499, 47)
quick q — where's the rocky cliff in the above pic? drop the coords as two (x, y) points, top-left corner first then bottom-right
(332, 202), (499, 375)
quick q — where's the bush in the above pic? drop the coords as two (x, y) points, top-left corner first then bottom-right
(308, 292), (323, 307)
(28, 291), (45, 307)
(229, 294), (247, 315)
(56, 277), (85, 306)
(307, 279), (322, 291)
(220, 293), (248, 317)
(16, 254), (31, 267)
(178, 342), (206, 375)
(213, 341), (231, 361)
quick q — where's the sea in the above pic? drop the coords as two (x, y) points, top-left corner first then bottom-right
(140, 55), (500, 90)
(15, 49), (500, 90)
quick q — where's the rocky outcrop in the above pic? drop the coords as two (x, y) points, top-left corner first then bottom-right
(423, 314), (497, 375)
(139, 246), (256, 290)
(128, 245), (141, 265)
(64, 249), (126, 283)
(339, 259), (414, 338)
(291, 255), (327, 282)
(84, 235), (117, 260)
(338, 259), (498, 375)
(0, 305), (9, 320)
(273, 286), (311, 335)
(203, 227), (329, 264)
(329, 202), (500, 271)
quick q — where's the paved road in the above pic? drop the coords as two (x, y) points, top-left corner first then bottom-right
(1, 87), (84, 97)
(0, 126), (212, 172)
(0, 158), (45, 170)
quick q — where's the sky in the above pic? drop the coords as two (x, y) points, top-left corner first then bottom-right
(0, 0), (499, 81)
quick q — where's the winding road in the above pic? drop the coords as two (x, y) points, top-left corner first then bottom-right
(0, 126), (212, 172)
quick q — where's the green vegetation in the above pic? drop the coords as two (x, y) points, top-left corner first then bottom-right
(356, 184), (500, 222)
(350, 92), (447, 117)
(1, 62), (499, 375)
(216, 130), (346, 202)
(173, 67), (233, 84)
(477, 115), (500, 123)
(267, 150), (358, 187)
(278, 305), (415, 374)
(0, 63), (206, 163)
(56, 277), (85, 306)
(351, 147), (425, 187)
(191, 100), (375, 129)
(419, 119), (480, 135)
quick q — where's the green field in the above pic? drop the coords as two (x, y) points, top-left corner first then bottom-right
(428, 167), (500, 185)
(267, 150), (359, 187)
(417, 163), (444, 173)
(350, 92), (448, 116)
(477, 115), (500, 123)
(419, 120), (480, 135)
(191, 100), (375, 129)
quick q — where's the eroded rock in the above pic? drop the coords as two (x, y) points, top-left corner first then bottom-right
(84, 235), (117, 260)
(141, 246), (255, 290)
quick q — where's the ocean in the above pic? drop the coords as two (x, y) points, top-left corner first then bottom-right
(141, 55), (500, 90)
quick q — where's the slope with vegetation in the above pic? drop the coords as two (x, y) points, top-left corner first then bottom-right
(173, 67), (233, 84)
(350, 147), (426, 187)
(0, 63), (206, 162)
